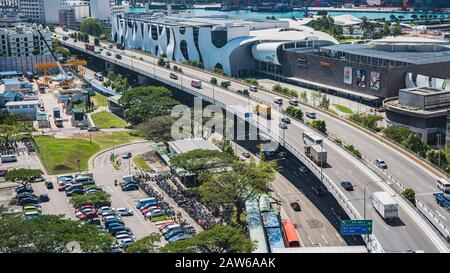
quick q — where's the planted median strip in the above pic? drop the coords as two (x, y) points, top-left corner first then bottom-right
(34, 132), (143, 174)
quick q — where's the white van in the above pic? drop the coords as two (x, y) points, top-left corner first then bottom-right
(249, 85), (258, 92)
(437, 178), (450, 193)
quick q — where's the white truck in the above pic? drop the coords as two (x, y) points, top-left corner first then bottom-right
(372, 192), (398, 222)
(305, 144), (327, 166)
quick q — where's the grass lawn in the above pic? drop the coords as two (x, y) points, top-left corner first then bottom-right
(34, 131), (143, 174)
(91, 110), (128, 129)
(333, 104), (354, 114)
(92, 92), (109, 109)
(133, 156), (152, 172)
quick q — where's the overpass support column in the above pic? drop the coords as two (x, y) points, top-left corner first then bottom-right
(105, 61), (116, 71)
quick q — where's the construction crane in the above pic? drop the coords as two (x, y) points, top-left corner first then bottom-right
(36, 60), (87, 88)
(35, 26), (86, 88)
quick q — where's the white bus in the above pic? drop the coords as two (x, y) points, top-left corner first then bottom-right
(94, 72), (104, 81)
(302, 131), (323, 146)
(437, 178), (450, 193)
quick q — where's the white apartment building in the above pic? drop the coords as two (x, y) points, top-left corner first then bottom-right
(90, 0), (130, 24)
(0, 25), (52, 57)
(19, 0), (63, 24)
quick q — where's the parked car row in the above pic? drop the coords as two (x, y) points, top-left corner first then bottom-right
(15, 184), (48, 219)
(98, 206), (136, 249)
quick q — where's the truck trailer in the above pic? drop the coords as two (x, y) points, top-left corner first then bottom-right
(305, 144), (327, 166)
(372, 192), (398, 222)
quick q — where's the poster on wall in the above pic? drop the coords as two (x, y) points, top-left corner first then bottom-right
(370, 71), (381, 92)
(356, 69), (367, 88)
(344, 66), (352, 85)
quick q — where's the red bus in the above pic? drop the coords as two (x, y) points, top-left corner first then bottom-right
(282, 220), (301, 248)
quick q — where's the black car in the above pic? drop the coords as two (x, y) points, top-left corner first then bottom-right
(290, 202), (301, 211)
(45, 181), (54, 189)
(15, 185), (33, 194)
(88, 127), (100, 132)
(340, 181), (354, 191)
(17, 192), (35, 199)
(281, 117), (291, 124)
(66, 188), (84, 196)
(19, 197), (39, 206)
(39, 194), (50, 202)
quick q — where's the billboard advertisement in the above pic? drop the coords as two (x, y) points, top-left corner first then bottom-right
(344, 66), (352, 85)
(370, 71), (381, 92)
(356, 69), (367, 88)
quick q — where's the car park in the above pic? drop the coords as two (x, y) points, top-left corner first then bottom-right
(15, 185), (33, 194)
(141, 206), (159, 215)
(290, 202), (301, 211)
(108, 225), (127, 236)
(340, 181), (354, 191)
(306, 112), (317, 119)
(75, 204), (93, 212)
(115, 230), (134, 238)
(145, 209), (165, 219)
(116, 208), (133, 216)
(45, 181), (54, 189)
(161, 224), (181, 235)
(375, 159), (388, 169)
(98, 206), (114, 214)
(76, 208), (95, 218)
(17, 192), (35, 199)
(136, 198), (156, 209)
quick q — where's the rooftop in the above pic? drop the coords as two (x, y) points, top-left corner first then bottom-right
(5, 100), (39, 106)
(400, 87), (450, 97)
(318, 43), (450, 65)
(167, 138), (220, 155)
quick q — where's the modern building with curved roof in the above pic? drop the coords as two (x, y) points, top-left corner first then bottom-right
(111, 14), (338, 76)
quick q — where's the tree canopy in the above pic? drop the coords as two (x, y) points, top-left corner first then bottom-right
(137, 115), (177, 143)
(119, 86), (179, 125)
(161, 226), (255, 253)
(198, 159), (277, 223)
(125, 233), (161, 253)
(170, 149), (234, 175)
(4, 169), (43, 184)
(69, 191), (111, 209)
(0, 206), (114, 253)
(80, 18), (104, 36)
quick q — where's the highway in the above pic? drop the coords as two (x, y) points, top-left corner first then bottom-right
(54, 28), (448, 252)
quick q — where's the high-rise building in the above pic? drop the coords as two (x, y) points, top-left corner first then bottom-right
(19, 0), (63, 24)
(0, 24), (52, 57)
(59, 0), (90, 26)
(90, 0), (130, 24)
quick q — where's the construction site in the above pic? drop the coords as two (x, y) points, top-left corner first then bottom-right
(0, 24), (94, 131)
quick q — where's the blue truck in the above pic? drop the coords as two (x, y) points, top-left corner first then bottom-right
(434, 193), (450, 212)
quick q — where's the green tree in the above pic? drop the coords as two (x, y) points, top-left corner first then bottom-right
(170, 150), (233, 175)
(384, 125), (412, 143)
(0, 124), (19, 142)
(402, 188), (416, 206)
(80, 18), (104, 36)
(4, 169), (43, 184)
(125, 233), (161, 253)
(161, 226), (255, 253)
(69, 191), (111, 209)
(0, 207), (114, 253)
(426, 149), (448, 168)
(94, 37), (100, 46)
(220, 81), (231, 89)
(391, 22), (402, 36)
(198, 160), (277, 224)
(402, 133), (429, 157)
(350, 113), (383, 131)
(311, 120), (327, 135)
(210, 77), (218, 85)
(319, 95), (330, 110)
(137, 115), (176, 142)
(119, 86), (178, 124)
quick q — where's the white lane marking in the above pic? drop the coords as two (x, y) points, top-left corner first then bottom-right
(435, 210), (447, 221)
(335, 232), (344, 243)
(321, 234), (329, 245)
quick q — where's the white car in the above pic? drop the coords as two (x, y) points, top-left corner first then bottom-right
(118, 238), (135, 248)
(116, 234), (133, 241)
(98, 206), (114, 214)
(103, 215), (122, 222)
(116, 208), (133, 216)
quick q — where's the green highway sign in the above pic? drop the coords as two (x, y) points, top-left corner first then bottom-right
(340, 220), (373, 236)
